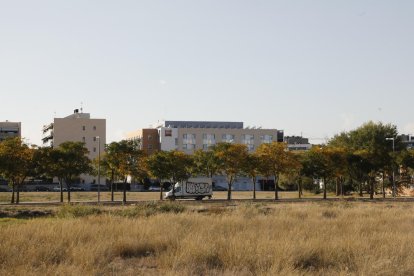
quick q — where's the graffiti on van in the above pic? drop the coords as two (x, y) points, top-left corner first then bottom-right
(185, 182), (211, 194)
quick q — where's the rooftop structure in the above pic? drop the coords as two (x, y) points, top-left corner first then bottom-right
(0, 121), (21, 142)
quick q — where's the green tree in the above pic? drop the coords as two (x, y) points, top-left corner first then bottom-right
(301, 147), (334, 199)
(166, 150), (193, 199)
(256, 142), (298, 200)
(214, 143), (248, 200)
(0, 138), (34, 204)
(193, 149), (220, 178)
(106, 140), (144, 204)
(242, 152), (261, 200)
(147, 150), (172, 200)
(329, 121), (400, 198)
(54, 142), (93, 203)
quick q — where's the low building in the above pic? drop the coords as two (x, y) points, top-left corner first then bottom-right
(284, 136), (312, 151)
(126, 128), (160, 155)
(400, 134), (414, 149)
(0, 121), (21, 142)
(42, 109), (106, 184)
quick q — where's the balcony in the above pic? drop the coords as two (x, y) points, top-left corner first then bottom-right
(42, 132), (54, 144)
(42, 123), (54, 133)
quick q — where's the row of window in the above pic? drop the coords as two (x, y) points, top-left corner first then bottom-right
(82, 136), (100, 143)
(82, 126), (98, 131)
(182, 134), (274, 145)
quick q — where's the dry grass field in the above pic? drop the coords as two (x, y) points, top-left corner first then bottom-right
(1, 201), (414, 275)
(0, 190), (387, 204)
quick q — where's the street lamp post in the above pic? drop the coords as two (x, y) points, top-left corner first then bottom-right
(96, 136), (101, 203)
(386, 137), (395, 198)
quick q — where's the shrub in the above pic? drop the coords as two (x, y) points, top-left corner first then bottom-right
(56, 205), (101, 218)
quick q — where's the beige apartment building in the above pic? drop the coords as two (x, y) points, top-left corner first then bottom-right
(42, 109), (106, 184)
(0, 121), (21, 142)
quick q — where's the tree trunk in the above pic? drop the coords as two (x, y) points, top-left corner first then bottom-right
(335, 177), (341, 196)
(252, 176), (256, 200)
(59, 179), (64, 203)
(172, 179), (176, 200)
(123, 178), (127, 204)
(323, 177), (327, 200)
(359, 182), (363, 197)
(340, 178), (344, 198)
(382, 173), (385, 199)
(227, 176), (233, 200)
(111, 170), (114, 202)
(159, 179), (163, 200)
(16, 184), (20, 205)
(370, 178), (374, 200)
(274, 174), (279, 200)
(298, 177), (302, 199)
(67, 188), (71, 203)
(11, 182), (15, 204)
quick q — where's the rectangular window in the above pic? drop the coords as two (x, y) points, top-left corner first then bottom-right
(148, 134), (153, 141)
(148, 144), (153, 150)
(82, 137), (86, 143)
(183, 134), (196, 150)
(222, 134), (235, 143)
(165, 129), (172, 137)
(260, 135), (273, 144)
(93, 126), (96, 131)
(93, 137), (96, 142)
(203, 133), (216, 148)
(242, 134), (255, 151)
(93, 147), (96, 153)
(82, 126), (86, 131)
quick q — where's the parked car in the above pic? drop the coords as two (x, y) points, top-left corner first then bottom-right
(53, 187), (67, 192)
(70, 187), (85, 191)
(148, 186), (161, 191)
(35, 186), (50, 192)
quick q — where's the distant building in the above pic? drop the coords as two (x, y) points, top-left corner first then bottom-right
(126, 128), (161, 155)
(0, 121), (21, 142)
(127, 120), (284, 154)
(42, 109), (106, 184)
(284, 136), (312, 151)
(400, 134), (414, 149)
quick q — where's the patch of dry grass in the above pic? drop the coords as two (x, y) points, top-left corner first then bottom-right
(1, 202), (414, 275)
(0, 191), (360, 204)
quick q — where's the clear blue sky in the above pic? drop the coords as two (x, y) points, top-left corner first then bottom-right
(1, 1), (413, 144)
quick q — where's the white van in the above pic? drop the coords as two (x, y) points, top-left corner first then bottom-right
(165, 178), (213, 200)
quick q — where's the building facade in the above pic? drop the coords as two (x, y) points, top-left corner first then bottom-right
(42, 109), (106, 184)
(128, 120), (284, 154)
(0, 121), (21, 142)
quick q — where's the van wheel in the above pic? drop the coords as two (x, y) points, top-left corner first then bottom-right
(196, 196), (203, 201)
